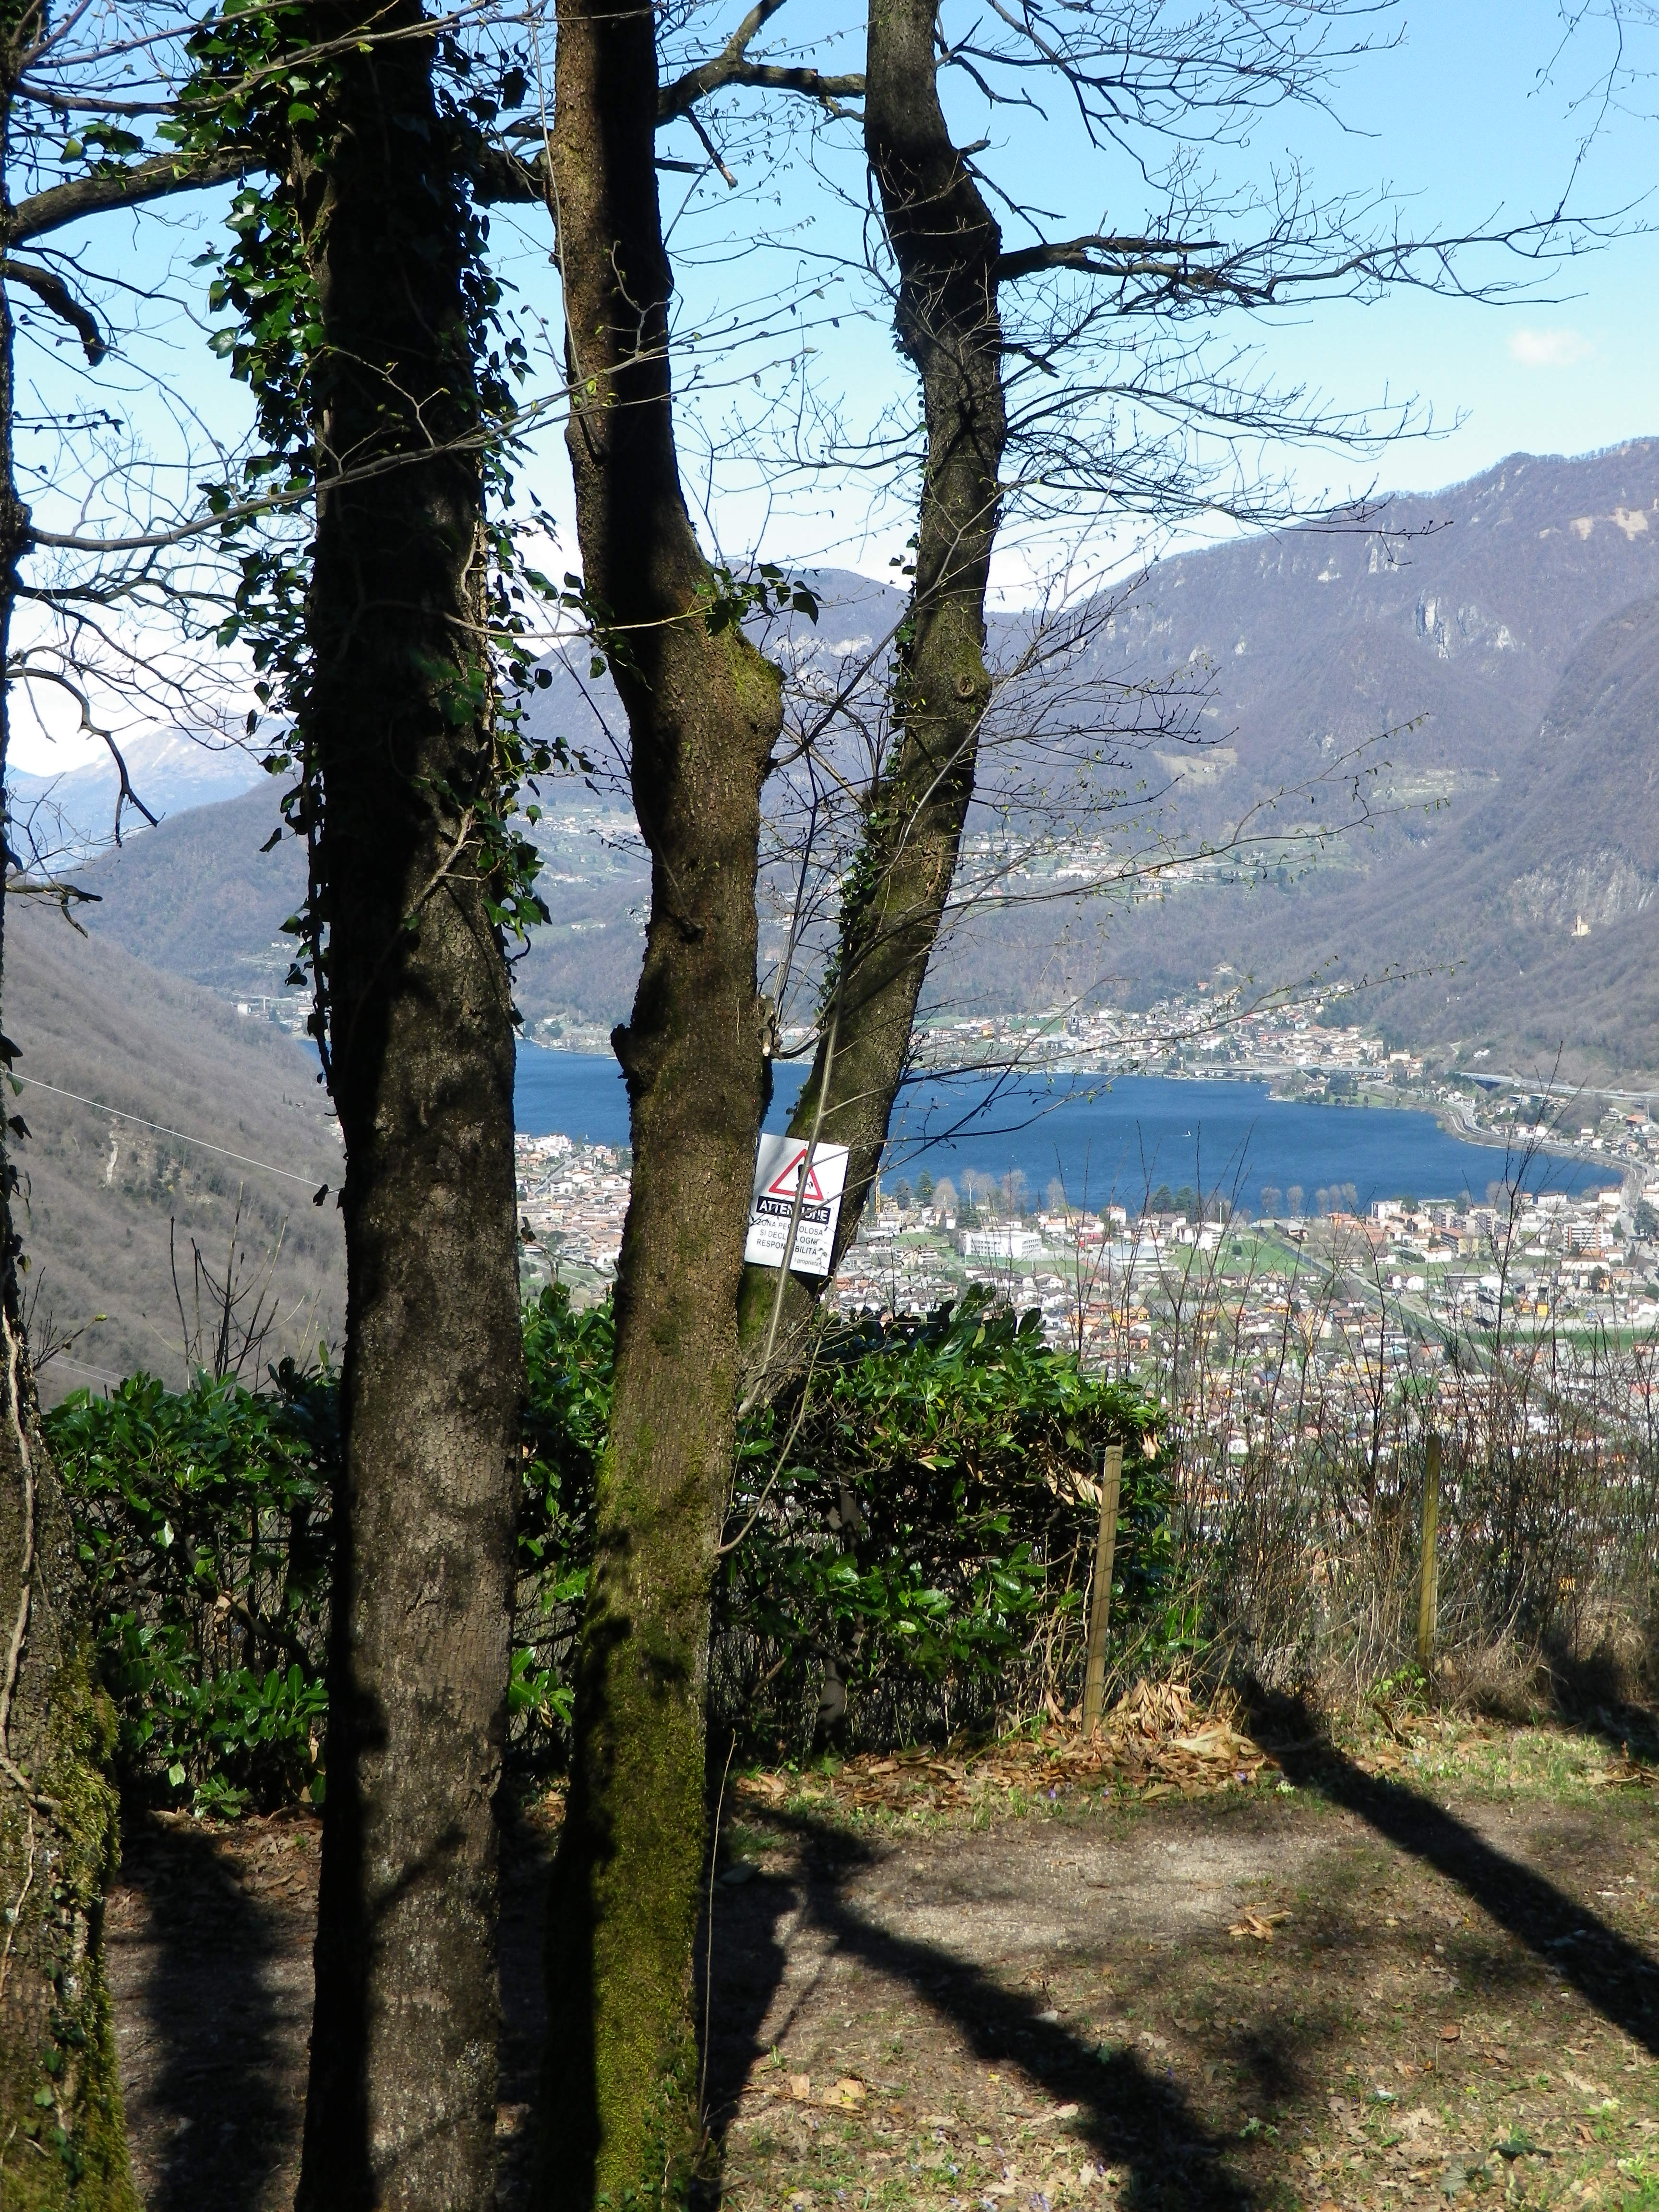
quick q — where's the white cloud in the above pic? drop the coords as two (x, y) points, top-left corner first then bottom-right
(1508, 327), (1595, 368)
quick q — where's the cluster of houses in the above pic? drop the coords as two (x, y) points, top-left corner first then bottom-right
(829, 1176), (1659, 1375)
(514, 1121), (1659, 1422)
(514, 1133), (629, 1279)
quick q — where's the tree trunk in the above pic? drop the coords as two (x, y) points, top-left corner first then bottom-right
(537, 8), (783, 2206)
(0, 1303), (137, 2212)
(289, 13), (523, 2208)
(737, 0), (1006, 1377)
(0, 77), (136, 2200)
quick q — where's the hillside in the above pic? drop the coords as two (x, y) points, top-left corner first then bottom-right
(63, 781), (306, 999)
(61, 769), (653, 1040)
(6, 898), (344, 1401)
(9, 724), (265, 850)
(53, 438), (1659, 1080)
(1079, 442), (1659, 842)
(1235, 592), (1659, 1073)
(932, 440), (1659, 1073)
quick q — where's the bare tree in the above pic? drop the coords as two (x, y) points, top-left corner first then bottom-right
(169, 1191), (307, 1384)
(717, 0), (1604, 1406)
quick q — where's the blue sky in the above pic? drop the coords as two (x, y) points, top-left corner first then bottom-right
(19, 0), (1659, 770)
(1155, 0), (1659, 501)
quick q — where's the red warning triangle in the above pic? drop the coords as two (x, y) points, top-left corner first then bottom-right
(767, 1145), (828, 1202)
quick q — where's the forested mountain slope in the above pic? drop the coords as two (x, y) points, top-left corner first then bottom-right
(50, 438), (1659, 1079)
(940, 440), (1659, 1073)
(1229, 592), (1659, 1074)
(6, 898), (344, 1399)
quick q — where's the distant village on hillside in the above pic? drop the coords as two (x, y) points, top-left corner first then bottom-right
(515, 984), (1659, 1428)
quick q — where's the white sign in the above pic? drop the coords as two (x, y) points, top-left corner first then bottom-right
(745, 1133), (851, 1277)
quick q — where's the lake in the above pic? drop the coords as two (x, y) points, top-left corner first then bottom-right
(514, 1053), (1621, 1214)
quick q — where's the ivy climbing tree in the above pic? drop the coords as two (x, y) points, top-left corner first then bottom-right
(175, 3), (553, 2200)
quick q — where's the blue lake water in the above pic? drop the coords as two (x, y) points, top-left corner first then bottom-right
(514, 1052), (1621, 1213)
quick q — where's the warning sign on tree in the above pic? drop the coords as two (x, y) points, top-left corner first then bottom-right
(744, 1133), (851, 1277)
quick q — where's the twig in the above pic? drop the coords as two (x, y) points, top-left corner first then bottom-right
(716, 1352), (821, 1559)
(699, 1731), (738, 2129)
(0, 1309), (36, 1760)
(0, 1808), (35, 2008)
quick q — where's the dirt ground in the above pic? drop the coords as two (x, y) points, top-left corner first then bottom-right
(104, 1713), (1659, 2210)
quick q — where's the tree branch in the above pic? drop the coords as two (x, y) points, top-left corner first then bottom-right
(10, 145), (248, 243)
(479, 0), (865, 207)
(997, 219), (1595, 306)
(472, 139), (545, 204)
(662, 60), (866, 117)
(658, 0), (864, 120)
(998, 232), (1225, 284)
(0, 258), (104, 362)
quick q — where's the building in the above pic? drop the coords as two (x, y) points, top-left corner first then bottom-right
(957, 1226), (1046, 1261)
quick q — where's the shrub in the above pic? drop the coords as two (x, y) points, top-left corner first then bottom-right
(50, 1285), (1175, 1805)
(513, 1286), (1174, 1762)
(48, 1362), (335, 1817)
(710, 1296), (1174, 1755)
(509, 1284), (611, 1762)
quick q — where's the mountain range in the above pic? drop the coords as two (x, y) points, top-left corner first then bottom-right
(18, 435), (1659, 1144)
(13, 435), (1659, 1385)
(1015, 438), (1659, 1076)
(9, 724), (266, 849)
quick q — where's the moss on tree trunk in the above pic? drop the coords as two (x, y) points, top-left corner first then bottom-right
(537, 7), (782, 2205)
(0, 1310), (137, 2212)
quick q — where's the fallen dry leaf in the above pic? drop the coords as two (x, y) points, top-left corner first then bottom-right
(1229, 1909), (1292, 1941)
(787, 2074), (812, 2103)
(1562, 2069), (1611, 2098)
(1440, 2024), (1461, 2044)
(1597, 1754), (1657, 1788)
(822, 2078), (866, 2110)
(737, 1772), (787, 1801)
(725, 1679), (1280, 1822)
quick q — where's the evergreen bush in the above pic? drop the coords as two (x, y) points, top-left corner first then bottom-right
(48, 1286), (1172, 1805)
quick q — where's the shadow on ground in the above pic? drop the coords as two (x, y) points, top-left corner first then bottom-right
(699, 1815), (1258, 2209)
(1537, 1646), (1659, 1760)
(108, 1811), (304, 2211)
(104, 1722), (1659, 2210)
(1245, 1687), (1659, 2054)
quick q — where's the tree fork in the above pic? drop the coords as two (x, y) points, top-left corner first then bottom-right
(736, 0), (1007, 1383)
(537, 4), (782, 2205)
(288, 9), (523, 2205)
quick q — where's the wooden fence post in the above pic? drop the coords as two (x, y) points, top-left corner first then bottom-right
(1416, 1432), (1441, 1672)
(1082, 1442), (1124, 1737)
